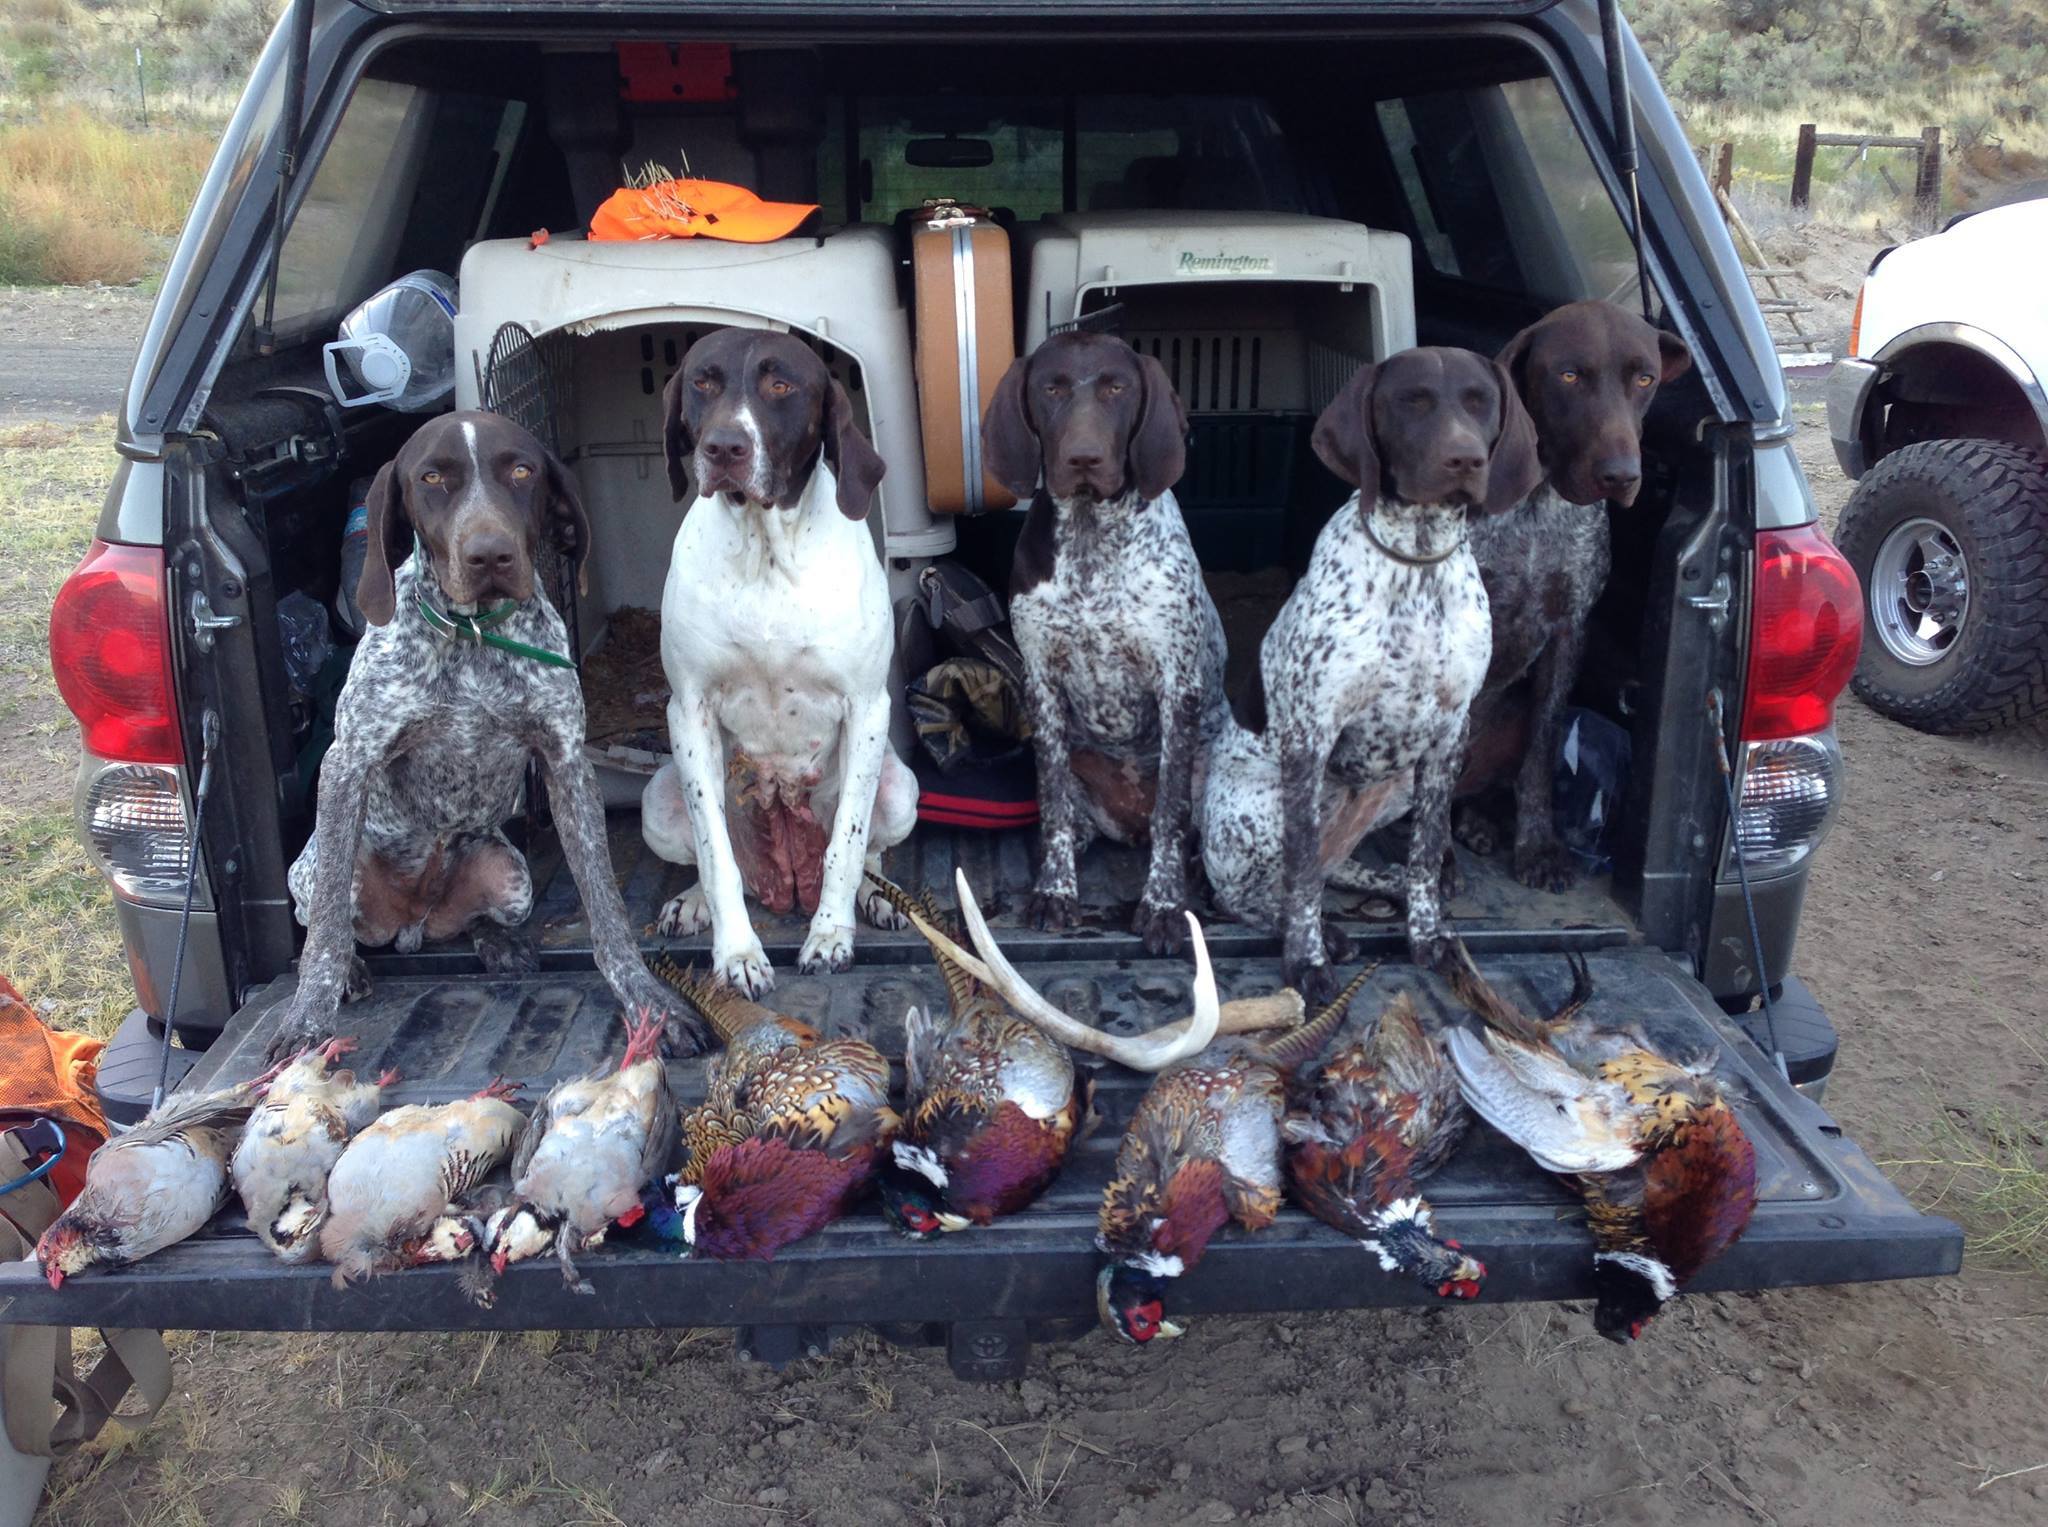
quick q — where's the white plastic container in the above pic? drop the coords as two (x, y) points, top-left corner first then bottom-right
(323, 269), (459, 411)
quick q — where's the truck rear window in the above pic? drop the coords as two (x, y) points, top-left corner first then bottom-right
(826, 94), (1307, 225)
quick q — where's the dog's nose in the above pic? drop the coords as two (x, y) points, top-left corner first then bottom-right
(461, 531), (520, 574)
(1595, 458), (1642, 498)
(1442, 446), (1486, 476)
(1064, 448), (1105, 473)
(701, 431), (751, 468)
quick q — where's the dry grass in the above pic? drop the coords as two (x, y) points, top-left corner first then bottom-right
(0, 415), (129, 1037)
(0, 107), (215, 283)
(1889, 1105), (2048, 1273)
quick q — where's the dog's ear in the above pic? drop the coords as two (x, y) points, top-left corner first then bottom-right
(981, 357), (1041, 498)
(1481, 359), (1546, 515)
(1656, 326), (1693, 384)
(661, 368), (694, 503)
(542, 446), (593, 597)
(353, 460), (409, 627)
(1494, 318), (1541, 396)
(1129, 353), (1188, 502)
(822, 379), (886, 520)
(1311, 361), (1381, 493)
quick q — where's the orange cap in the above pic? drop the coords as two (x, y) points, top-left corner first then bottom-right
(589, 178), (818, 244)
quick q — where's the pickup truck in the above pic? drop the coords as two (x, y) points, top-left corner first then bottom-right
(1827, 195), (2048, 735)
(14, 0), (1958, 1381)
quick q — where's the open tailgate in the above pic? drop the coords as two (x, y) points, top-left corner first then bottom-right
(0, 945), (1960, 1372)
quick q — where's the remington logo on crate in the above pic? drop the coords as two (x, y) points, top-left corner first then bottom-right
(1176, 251), (1274, 275)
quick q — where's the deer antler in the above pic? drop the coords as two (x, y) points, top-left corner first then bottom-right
(927, 869), (1295, 1071)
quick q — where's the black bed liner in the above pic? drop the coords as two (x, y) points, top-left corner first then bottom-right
(0, 926), (1959, 1374)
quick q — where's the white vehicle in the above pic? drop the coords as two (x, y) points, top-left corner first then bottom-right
(1827, 197), (2048, 733)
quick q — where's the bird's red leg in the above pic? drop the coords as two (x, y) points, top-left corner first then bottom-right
(472, 1077), (523, 1101)
(620, 1007), (665, 1070)
(375, 1067), (402, 1088)
(319, 1036), (358, 1065)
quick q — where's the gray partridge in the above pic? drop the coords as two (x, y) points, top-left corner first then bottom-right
(317, 1080), (527, 1286)
(482, 1009), (677, 1294)
(232, 1036), (395, 1262)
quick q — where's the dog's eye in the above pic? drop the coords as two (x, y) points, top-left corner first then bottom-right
(692, 376), (715, 394)
(1635, 373), (1655, 388)
(1105, 381), (1125, 396)
(764, 378), (794, 399)
(510, 464), (532, 481)
(422, 470), (442, 486)
(1559, 370), (1579, 384)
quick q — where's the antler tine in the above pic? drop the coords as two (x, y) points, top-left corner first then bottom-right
(952, 870), (1221, 1071)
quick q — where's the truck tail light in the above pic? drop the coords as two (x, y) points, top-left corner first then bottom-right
(80, 761), (194, 902)
(1846, 283), (1864, 358)
(1741, 525), (1863, 742)
(49, 541), (182, 765)
(1724, 733), (1840, 876)
(1724, 524), (1862, 881)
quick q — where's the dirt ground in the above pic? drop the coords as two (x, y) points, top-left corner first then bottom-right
(0, 286), (155, 427)
(12, 307), (2048, 1527)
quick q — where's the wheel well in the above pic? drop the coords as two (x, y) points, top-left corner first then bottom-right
(1870, 342), (2047, 462)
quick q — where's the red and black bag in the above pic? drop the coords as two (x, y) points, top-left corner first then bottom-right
(896, 562), (1039, 830)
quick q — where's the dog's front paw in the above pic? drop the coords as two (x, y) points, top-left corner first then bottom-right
(798, 921), (856, 976)
(856, 876), (911, 931)
(1028, 890), (1080, 932)
(715, 938), (775, 998)
(1407, 923), (1458, 974)
(343, 955), (374, 1004)
(1132, 900), (1187, 956)
(1285, 954), (1340, 1007)
(265, 1010), (330, 1065)
(1452, 803), (1500, 857)
(1513, 838), (1579, 894)
(474, 925), (540, 976)
(621, 972), (714, 1056)
(656, 887), (712, 938)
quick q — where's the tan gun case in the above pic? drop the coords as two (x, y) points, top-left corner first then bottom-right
(911, 203), (1017, 514)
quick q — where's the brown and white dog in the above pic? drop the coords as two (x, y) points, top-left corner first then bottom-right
(276, 412), (709, 1059)
(1459, 300), (1692, 889)
(642, 329), (917, 995)
(982, 331), (1227, 954)
(1201, 348), (1543, 999)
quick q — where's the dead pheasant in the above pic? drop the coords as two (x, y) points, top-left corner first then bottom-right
(651, 955), (899, 1260)
(36, 1081), (262, 1288)
(482, 1008), (678, 1295)
(860, 878), (1084, 1237)
(317, 1080), (527, 1287)
(1089, 961), (1368, 1344)
(1440, 945), (1758, 1342)
(1284, 991), (1483, 1299)
(232, 1037), (396, 1263)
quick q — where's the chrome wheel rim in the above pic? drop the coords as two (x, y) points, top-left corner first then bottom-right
(1869, 516), (1969, 667)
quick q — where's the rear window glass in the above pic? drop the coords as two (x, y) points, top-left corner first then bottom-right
(1377, 78), (1634, 303)
(825, 95), (1305, 224)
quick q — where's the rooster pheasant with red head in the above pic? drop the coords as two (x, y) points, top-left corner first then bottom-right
(1285, 989), (1485, 1300)
(1441, 946), (1758, 1342)
(653, 955), (898, 1260)
(1092, 959), (1365, 1345)
(862, 878), (1085, 1237)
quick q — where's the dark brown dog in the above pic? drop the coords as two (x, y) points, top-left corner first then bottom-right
(1461, 300), (1692, 890)
(983, 331), (1226, 954)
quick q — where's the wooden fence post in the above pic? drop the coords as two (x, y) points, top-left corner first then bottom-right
(1791, 123), (1817, 210)
(1914, 125), (1942, 231)
(1712, 141), (1734, 198)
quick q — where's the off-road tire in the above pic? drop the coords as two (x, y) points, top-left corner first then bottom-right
(1835, 439), (2048, 734)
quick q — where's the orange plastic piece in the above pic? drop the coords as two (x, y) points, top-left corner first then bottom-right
(589, 178), (816, 245)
